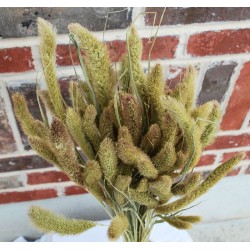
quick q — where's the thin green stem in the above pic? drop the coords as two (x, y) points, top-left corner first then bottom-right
(68, 33), (100, 114)
(147, 7), (166, 72)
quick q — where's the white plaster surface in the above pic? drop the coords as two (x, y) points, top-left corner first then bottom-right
(0, 175), (249, 242)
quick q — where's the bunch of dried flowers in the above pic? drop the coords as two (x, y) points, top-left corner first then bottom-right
(12, 18), (245, 242)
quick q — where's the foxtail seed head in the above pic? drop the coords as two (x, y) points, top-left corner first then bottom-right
(29, 206), (95, 235)
(108, 214), (129, 241)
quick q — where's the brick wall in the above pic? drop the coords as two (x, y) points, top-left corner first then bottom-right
(0, 7), (250, 205)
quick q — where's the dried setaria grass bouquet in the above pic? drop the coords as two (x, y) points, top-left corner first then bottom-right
(12, 18), (245, 242)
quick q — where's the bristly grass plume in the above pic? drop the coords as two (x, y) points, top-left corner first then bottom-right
(11, 17), (246, 242)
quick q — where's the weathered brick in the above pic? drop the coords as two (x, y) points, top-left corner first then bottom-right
(0, 175), (25, 189)
(0, 8), (132, 38)
(196, 154), (216, 167)
(145, 8), (250, 26)
(0, 155), (52, 173)
(0, 189), (57, 204)
(222, 151), (250, 163)
(0, 89), (16, 154)
(206, 134), (250, 150)
(187, 29), (250, 57)
(0, 47), (34, 73)
(28, 171), (69, 185)
(64, 185), (87, 196)
(56, 45), (79, 66)
(197, 63), (237, 105)
(8, 83), (43, 150)
(221, 62), (250, 130)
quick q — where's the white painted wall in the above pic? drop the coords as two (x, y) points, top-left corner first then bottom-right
(0, 174), (249, 242)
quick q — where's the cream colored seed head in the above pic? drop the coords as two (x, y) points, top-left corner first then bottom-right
(29, 206), (96, 235)
(98, 137), (118, 183)
(108, 214), (129, 241)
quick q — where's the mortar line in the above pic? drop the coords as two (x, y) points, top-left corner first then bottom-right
(238, 164), (249, 175)
(131, 7), (146, 28)
(241, 110), (250, 130)
(139, 19), (250, 37)
(0, 166), (59, 177)
(1, 53), (250, 83)
(203, 146), (250, 154)
(0, 150), (37, 160)
(213, 151), (224, 166)
(194, 165), (217, 172)
(175, 33), (188, 58)
(218, 128), (250, 136)
(0, 180), (76, 193)
(1, 19), (250, 49)
(30, 46), (42, 72)
(195, 62), (209, 100)
(0, 65), (83, 83)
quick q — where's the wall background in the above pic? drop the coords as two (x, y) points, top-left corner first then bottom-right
(0, 7), (250, 205)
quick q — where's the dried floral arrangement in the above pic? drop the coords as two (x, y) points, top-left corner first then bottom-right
(11, 18), (245, 242)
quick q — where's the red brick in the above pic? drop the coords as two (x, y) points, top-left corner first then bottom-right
(56, 36), (179, 67)
(142, 36), (179, 60)
(0, 189), (57, 204)
(106, 40), (126, 62)
(0, 47), (34, 73)
(227, 167), (241, 177)
(56, 41), (127, 66)
(221, 62), (250, 130)
(206, 134), (250, 150)
(64, 185), (87, 196)
(196, 154), (216, 167)
(187, 29), (250, 57)
(56, 45), (79, 66)
(222, 151), (250, 162)
(28, 171), (70, 185)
